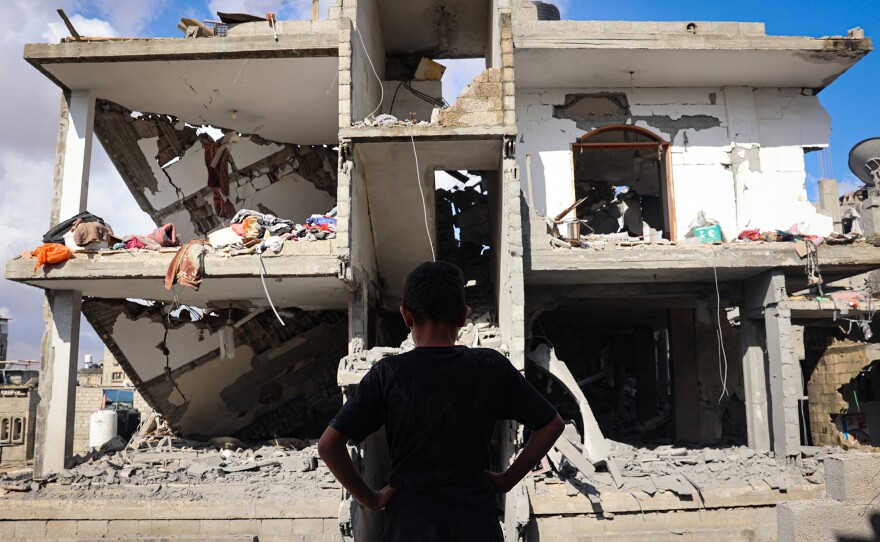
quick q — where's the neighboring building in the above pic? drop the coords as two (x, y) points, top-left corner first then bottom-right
(76, 365), (103, 387)
(0, 317), (8, 362)
(101, 347), (132, 388)
(0, 362), (39, 466)
(3, 1), (879, 540)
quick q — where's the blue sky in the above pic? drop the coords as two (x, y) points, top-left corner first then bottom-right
(0, 0), (876, 363)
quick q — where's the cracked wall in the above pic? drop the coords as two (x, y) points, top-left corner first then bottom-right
(516, 87), (833, 240)
(94, 100), (338, 240)
(81, 299), (347, 439)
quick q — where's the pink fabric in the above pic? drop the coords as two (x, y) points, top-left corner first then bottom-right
(151, 224), (180, 247)
(125, 238), (146, 250)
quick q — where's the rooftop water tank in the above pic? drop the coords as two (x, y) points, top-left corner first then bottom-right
(89, 410), (118, 449)
(532, 1), (561, 21)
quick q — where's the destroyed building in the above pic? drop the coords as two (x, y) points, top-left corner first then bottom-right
(3, 1), (880, 540)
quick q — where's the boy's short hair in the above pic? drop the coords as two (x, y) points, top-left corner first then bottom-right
(402, 261), (465, 325)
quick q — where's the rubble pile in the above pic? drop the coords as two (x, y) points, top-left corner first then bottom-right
(0, 437), (339, 499)
(538, 441), (846, 502)
(352, 114), (433, 128)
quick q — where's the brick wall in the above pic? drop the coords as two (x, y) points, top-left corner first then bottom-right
(438, 69), (504, 127)
(807, 339), (875, 445)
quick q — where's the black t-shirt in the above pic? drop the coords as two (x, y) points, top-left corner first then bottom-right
(330, 346), (558, 515)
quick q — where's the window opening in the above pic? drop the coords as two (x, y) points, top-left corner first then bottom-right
(570, 125), (674, 241)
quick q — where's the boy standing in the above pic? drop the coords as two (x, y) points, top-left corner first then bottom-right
(318, 261), (564, 541)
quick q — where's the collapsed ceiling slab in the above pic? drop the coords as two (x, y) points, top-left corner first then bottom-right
(82, 298), (348, 439)
(93, 99), (338, 240)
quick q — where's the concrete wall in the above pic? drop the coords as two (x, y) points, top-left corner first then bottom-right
(778, 454), (880, 542)
(0, 518), (342, 542)
(532, 505), (779, 541)
(515, 87), (832, 241)
(349, 0), (385, 123)
(351, 159), (379, 298)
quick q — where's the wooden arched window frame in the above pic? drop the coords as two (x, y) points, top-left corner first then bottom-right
(571, 125), (676, 240)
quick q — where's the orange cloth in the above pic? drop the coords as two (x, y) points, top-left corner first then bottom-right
(32, 244), (72, 272)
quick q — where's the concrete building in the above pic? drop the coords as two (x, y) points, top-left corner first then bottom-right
(3, 1), (880, 540)
(0, 317), (8, 362)
(0, 362), (39, 466)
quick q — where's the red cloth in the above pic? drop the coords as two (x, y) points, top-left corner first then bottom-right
(204, 142), (236, 219)
(231, 223), (245, 236)
(738, 229), (761, 241)
(125, 237), (146, 250)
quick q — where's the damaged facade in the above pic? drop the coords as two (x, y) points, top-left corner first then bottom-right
(3, 1), (880, 540)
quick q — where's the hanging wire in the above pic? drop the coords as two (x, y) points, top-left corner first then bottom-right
(410, 127), (436, 261)
(713, 258), (730, 403)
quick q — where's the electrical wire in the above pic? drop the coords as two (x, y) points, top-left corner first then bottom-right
(403, 80), (448, 108)
(713, 259), (730, 403)
(410, 128), (436, 261)
(389, 80), (406, 116)
(258, 251), (286, 326)
(354, 26), (384, 119)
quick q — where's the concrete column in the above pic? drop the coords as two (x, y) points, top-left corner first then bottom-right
(723, 87), (762, 233)
(33, 90), (94, 476)
(635, 327), (658, 422)
(499, 147), (525, 370)
(34, 291), (82, 475)
(58, 89), (96, 221)
(669, 309), (700, 442)
(744, 270), (801, 458)
(739, 312), (771, 452)
(817, 179), (842, 233)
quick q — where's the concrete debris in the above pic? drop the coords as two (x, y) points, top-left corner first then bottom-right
(535, 443), (849, 501)
(352, 116), (432, 128)
(0, 437), (336, 498)
(338, 323), (505, 387)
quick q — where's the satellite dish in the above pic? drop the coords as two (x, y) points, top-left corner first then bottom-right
(848, 137), (880, 187)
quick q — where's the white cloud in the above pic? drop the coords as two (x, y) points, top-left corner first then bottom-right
(554, 0), (572, 18)
(838, 174), (864, 196)
(0, 1), (160, 363)
(87, 0), (170, 36)
(42, 14), (119, 42)
(441, 58), (487, 105)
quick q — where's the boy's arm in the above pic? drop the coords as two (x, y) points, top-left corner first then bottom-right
(488, 414), (565, 493)
(318, 426), (398, 512)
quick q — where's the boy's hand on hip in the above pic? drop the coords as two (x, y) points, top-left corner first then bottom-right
(486, 471), (513, 493)
(366, 485), (399, 512)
